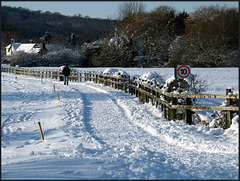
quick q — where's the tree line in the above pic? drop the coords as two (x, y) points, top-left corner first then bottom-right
(86, 3), (238, 67)
(1, 3), (238, 67)
(1, 6), (116, 50)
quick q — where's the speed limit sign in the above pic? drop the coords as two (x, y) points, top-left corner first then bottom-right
(177, 65), (191, 79)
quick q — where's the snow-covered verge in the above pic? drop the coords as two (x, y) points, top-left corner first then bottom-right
(1, 68), (239, 180)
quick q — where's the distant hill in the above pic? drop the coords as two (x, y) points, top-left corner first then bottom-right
(1, 6), (117, 45)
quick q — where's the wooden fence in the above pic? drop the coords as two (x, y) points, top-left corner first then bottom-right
(2, 67), (239, 128)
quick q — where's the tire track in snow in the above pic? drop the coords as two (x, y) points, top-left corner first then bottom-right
(111, 92), (237, 155)
(81, 92), (107, 146)
(100, 89), (163, 138)
(61, 86), (107, 151)
(83, 86), (184, 178)
(73, 84), (144, 149)
(79, 84), (167, 153)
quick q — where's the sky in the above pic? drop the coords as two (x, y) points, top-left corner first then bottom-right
(1, 1), (238, 19)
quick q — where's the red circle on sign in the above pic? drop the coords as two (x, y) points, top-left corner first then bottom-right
(177, 65), (190, 78)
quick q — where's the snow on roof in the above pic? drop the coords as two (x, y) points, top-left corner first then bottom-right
(17, 44), (38, 53)
(5, 43), (53, 54)
(29, 47), (41, 54)
(5, 43), (40, 53)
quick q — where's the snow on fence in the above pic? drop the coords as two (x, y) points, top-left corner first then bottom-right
(2, 67), (239, 128)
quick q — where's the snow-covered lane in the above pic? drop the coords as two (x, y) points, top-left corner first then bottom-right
(1, 72), (238, 179)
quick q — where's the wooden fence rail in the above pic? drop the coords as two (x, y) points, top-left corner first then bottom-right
(2, 67), (239, 128)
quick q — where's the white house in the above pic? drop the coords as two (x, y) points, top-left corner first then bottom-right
(5, 39), (52, 56)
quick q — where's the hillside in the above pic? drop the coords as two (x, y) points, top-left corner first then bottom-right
(1, 6), (117, 45)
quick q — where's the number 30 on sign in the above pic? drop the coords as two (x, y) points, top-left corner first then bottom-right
(177, 65), (191, 79)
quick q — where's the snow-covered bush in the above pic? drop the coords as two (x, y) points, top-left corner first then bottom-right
(9, 51), (40, 67)
(160, 73), (208, 121)
(81, 40), (103, 59)
(87, 39), (132, 67)
(139, 72), (165, 88)
(1, 54), (11, 65)
(162, 73), (207, 96)
(103, 68), (129, 78)
(7, 48), (87, 67)
(43, 48), (87, 66)
(210, 89), (239, 129)
(103, 68), (119, 75)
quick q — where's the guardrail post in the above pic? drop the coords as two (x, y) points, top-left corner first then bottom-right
(226, 88), (232, 128)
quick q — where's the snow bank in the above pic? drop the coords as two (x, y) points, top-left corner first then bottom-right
(103, 68), (129, 78)
(139, 72), (164, 87)
(103, 68), (119, 75)
(229, 115), (239, 131)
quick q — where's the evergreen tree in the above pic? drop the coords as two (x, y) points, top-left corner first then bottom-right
(174, 11), (189, 35)
(40, 31), (52, 43)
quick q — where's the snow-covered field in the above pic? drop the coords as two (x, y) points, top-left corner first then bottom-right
(1, 67), (239, 179)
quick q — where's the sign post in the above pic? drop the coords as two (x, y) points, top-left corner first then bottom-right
(177, 65), (191, 123)
(177, 65), (191, 79)
(174, 66), (177, 90)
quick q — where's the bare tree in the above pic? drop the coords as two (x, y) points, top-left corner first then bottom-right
(117, 2), (146, 21)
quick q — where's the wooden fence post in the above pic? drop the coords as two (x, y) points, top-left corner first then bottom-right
(134, 78), (137, 96)
(226, 88), (232, 128)
(127, 76), (130, 93)
(186, 98), (192, 125)
(114, 77), (117, 89)
(172, 96), (177, 121)
(79, 72), (81, 82)
(145, 85), (149, 103)
(85, 72), (87, 82)
(163, 105), (167, 119)
(95, 73), (98, 83)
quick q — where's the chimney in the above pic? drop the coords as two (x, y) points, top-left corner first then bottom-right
(40, 42), (48, 55)
(29, 39), (33, 43)
(11, 39), (15, 44)
(41, 42), (46, 49)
